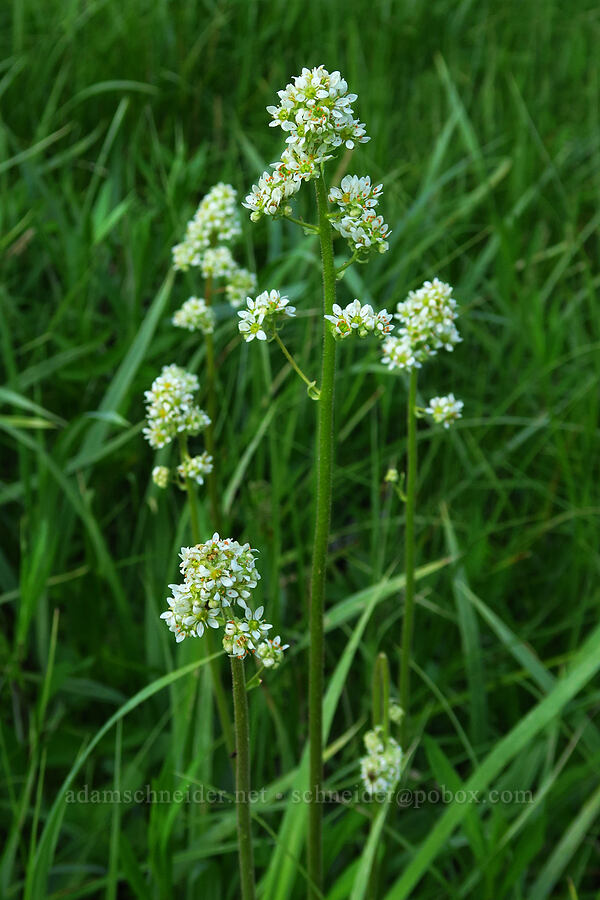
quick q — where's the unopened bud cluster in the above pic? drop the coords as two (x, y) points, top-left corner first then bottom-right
(360, 726), (403, 796)
(160, 534), (287, 666)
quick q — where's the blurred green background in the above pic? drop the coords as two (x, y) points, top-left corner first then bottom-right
(1, 0), (600, 897)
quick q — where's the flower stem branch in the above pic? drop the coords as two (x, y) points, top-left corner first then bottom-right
(334, 251), (359, 279)
(284, 214), (319, 233)
(399, 369), (418, 749)
(307, 172), (337, 899)
(273, 332), (320, 398)
(231, 657), (256, 900)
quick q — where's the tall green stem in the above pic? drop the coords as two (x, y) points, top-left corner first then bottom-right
(203, 276), (221, 531)
(179, 436), (234, 755)
(307, 173), (337, 899)
(399, 369), (418, 749)
(231, 657), (256, 900)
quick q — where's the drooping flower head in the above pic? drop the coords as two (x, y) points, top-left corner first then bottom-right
(267, 66), (370, 153)
(172, 296), (216, 334)
(425, 394), (464, 428)
(172, 183), (241, 271)
(325, 299), (393, 340)
(143, 365), (210, 449)
(360, 726), (403, 796)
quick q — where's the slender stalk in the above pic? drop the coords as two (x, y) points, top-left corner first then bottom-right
(274, 332), (319, 394)
(307, 172), (337, 899)
(203, 276), (221, 531)
(399, 369), (418, 749)
(231, 657), (256, 900)
(179, 436), (234, 755)
(284, 214), (319, 233)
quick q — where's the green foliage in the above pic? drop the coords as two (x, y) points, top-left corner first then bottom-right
(1, 0), (599, 897)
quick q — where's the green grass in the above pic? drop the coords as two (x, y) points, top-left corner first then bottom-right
(2, 0), (600, 897)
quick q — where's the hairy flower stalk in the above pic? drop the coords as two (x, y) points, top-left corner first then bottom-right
(242, 65), (387, 898)
(307, 172), (338, 896)
(399, 368), (417, 750)
(231, 657), (256, 900)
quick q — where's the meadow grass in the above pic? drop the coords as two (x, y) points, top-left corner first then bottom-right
(1, 0), (600, 897)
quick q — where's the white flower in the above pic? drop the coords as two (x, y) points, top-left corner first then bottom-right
(425, 394), (464, 428)
(243, 146), (334, 222)
(160, 582), (221, 642)
(255, 635), (289, 669)
(329, 174), (390, 255)
(152, 466), (170, 489)
(380, 334), (419, 372)
(201, 246), (237, 280)
(179, 533), (260, 613)
(243, 168), (300, 222)
(177, 452), (214, 485)
(222, 619), (253, 659)
(238, 290), (296, 342)
(172, 297), (215, 334)
(360, 726), (403, 796)
(395, 278), (461, 365)
(142, 365), (210, 449)
(238, 604), (273, 641)
(384, 468), (399, 484)
(171, 183), (241, 271)
(266, 66), (370, 154)
(325, 300), (392, 340)
(225, 267), (257, 308)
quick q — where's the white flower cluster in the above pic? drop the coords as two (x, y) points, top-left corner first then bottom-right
(238, 290), (296, 342)
(152, 465), (170, 489)
(177, 451), (214, 485)
(380, 334), (418, 371)
(172, 183), (241, 271)
(360, 727), (403, 796)
(325, 299), (393, 341)
(143, 365), (210, 449)
(226, 267), (257, 308)
(267, 66), (370, 153)
(329, 175), (390, 255)
(244, 66), (368, 222)
(172, 297), (216, 335)
(255, 635), (290, 669)
(425, 394), (464, 428)
(161, 534), (288, 664)
(201, 246), (236, 280)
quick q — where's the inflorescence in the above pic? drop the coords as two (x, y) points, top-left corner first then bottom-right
(382, 278), (461, 372)
(143, 365), (210, 450)
(238, 290), (296, 342)
(424, 394), (464, 428)
(160, 533), (288, 665)
(325, 299), (393, 340)
(243, 66), (387, 258)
